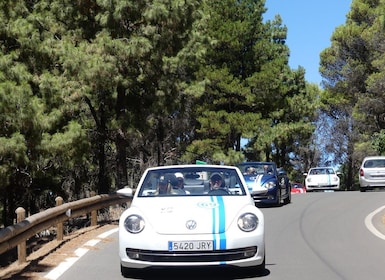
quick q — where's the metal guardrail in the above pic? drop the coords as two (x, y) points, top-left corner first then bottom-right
(0, 192), (132, 263)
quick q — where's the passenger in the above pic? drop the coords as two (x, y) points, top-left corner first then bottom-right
(154, 174), (176, 195)
(173, 173), (190, 194)
(263, 165), (273, 175)
(245, 167), (256, 175)
(208, 173), (228, 195)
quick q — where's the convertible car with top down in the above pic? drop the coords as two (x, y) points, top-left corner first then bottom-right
(117, 164), (265, 277)
(237, 162), (291, 206)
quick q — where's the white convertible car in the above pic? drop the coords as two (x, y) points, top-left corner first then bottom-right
(117, 164), (265, 277)
(304, 167), (341, 192)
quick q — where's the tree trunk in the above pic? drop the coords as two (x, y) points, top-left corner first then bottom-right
(116, 134), (128, 189)
(97, 91), (109, 194)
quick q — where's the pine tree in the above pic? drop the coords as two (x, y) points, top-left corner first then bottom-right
(184, 0), (316, 169)
(319, 0), (385, 189)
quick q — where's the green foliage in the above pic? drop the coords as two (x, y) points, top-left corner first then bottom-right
(371, 130), (385, 155)
(0, 0), (321, 225)
(212, 148), (245, 166)
(185, 0), (315, 168)
(41, 121), (90, 166)
(0, 133), (28, 179)
(319, 0), (385, 189)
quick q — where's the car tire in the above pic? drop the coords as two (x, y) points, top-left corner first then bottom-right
(284, 191), (291, 204)
(360, 187), (366, 192)
(276, 190), (281, 206)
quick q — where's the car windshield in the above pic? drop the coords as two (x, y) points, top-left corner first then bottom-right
(309, 168), (335, 175)
(137, 166), (246, 197)
(364, 159), (385, 168)
(237, 163), (276, 175)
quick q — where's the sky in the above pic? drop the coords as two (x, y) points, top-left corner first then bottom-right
(264, 0), (352, 85)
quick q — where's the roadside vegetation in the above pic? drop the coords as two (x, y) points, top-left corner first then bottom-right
(0, 0), (384, 227)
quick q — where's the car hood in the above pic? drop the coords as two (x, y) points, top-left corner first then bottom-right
(243, 174), (276, 193)
(306, 174), (339, 183)
(130, 196), (254, 235)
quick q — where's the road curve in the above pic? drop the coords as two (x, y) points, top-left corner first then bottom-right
(45, 191), (385, 280)
(262, 191), (385, 280)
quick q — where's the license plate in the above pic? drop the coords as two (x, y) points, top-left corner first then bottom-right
(168, 240), (213, 251)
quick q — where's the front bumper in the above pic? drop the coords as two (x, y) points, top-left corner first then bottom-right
(124, 246), (258, 262)
(305, 184), (339, 191)
(119, 231), (264, 269)
(120, 249), (264, 269)
(251, 191), (278, 204)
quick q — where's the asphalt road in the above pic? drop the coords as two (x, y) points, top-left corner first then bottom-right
(50, 191), (385, 280)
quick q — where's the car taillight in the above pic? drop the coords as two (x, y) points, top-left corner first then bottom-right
(359, 168), (364, 176)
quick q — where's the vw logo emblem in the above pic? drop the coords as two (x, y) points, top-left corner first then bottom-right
(186, 220), (197, 230)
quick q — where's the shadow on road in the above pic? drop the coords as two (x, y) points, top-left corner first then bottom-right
(123, 266), (270, 279)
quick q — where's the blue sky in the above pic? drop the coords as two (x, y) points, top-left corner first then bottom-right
(264, 0), (352, 85)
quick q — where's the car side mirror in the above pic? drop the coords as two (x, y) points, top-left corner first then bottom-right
(117, 187), (134, 197)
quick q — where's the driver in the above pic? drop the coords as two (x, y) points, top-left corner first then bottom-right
(208, 173), (228, 195)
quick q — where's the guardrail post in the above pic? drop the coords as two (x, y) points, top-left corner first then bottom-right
(55, 196), (64, 241)
(90, 191), (97, 226)
(15, 207), (26, 263)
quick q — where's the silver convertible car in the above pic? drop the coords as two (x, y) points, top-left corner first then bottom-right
(117, 164), (265, 277)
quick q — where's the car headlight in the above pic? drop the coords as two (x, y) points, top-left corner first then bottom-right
(124, 215), (145, 233)
(238, 213), (259, 232)
(265, 181), (276, 189)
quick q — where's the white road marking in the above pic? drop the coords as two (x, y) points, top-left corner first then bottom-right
(44, 227), (118, 280)
(365, 205), (385, 241)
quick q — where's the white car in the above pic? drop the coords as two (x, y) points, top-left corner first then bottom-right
(304, 167), (341, 192)
(359, 156), (385, 192)
(117, 164), (265, 277)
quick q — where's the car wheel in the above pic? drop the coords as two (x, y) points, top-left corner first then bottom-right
(284, 190), (291, 204)
(276, 190), (281, 206)
(360, 187), (366, 192)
